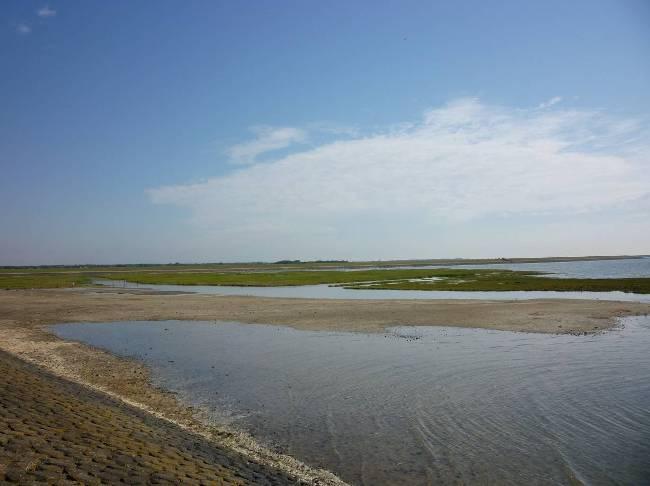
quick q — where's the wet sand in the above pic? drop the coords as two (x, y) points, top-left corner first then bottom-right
(3, 287), (649, 334)
(1, 287), (649, 483)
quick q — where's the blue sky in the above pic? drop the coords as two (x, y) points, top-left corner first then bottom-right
(2, 1), (649, 264)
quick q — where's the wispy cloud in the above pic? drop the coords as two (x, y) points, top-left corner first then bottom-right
(538, 96), (562, 109)
(37, 6), (56, 18)
(227, 126), (306, 165)
(148, 99), (650, 259)
(16, 23), (31, 35)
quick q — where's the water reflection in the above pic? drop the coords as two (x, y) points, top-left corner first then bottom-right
(94, 279), (650, 302)
(52, 318), (650, 485)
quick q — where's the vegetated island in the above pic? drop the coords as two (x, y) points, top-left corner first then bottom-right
(88, 268), (650, 294)
(1, 255), (649, 293)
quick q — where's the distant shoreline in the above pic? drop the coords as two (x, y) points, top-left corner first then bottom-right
(1, 254), (647, 272)
(5, 255), (650, 291)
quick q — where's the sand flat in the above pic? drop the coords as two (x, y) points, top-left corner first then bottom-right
(1, 287), (648, 334)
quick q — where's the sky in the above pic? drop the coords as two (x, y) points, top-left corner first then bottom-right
(1, 0), (649, 265)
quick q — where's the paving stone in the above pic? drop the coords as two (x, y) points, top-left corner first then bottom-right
(0, 350), (299, 485)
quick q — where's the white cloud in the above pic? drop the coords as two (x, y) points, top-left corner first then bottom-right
(227, 126), (306, 165)
(148, 99), (650, 259)
(37, 6), (56, 18)
(16, 23), (31, 34)
(538, 96), (562, 109)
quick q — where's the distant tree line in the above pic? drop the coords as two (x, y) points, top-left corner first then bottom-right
(273, 260), (349, 264)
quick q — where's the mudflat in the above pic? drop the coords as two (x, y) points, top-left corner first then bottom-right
(1, 287), (648, 334)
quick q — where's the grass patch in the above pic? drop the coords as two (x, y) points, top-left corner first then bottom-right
(0, 274), (91, 289)
(100, 269), (650, 294)
(345, 273), (650, 293)
(2, 265), (649, 294)
(99, 269), (479, 287)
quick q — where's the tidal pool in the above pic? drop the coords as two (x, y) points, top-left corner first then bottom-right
(93, 278), (650, 302)
(52, 319), (650, 485)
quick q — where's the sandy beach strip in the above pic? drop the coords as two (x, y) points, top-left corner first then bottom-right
(1, 287), (649, 484)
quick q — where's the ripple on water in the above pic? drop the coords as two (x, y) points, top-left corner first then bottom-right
(51, 317), (650, 485)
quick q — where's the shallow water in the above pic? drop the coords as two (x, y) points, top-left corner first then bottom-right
(94, 279), (650, 302)
(318, 256), (650, 278)
(52, 318), (650, 485)
(443, 256), (650, 279)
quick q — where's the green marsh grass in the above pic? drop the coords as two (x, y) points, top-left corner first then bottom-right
(0, 274), (91, 290)
(100, 269), (650, 293)
(2, 261), (649, 293)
